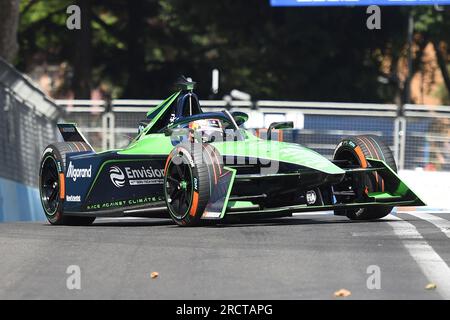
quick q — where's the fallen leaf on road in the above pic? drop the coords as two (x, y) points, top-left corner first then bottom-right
(425, 283), (436, 290)
(151, 272), (159, 279)
(334, 289), (351, 297)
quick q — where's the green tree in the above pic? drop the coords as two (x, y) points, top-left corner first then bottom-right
(15, 1), (450, 103)
(0, 0), (21, 62)
(414, 6), (450, 99)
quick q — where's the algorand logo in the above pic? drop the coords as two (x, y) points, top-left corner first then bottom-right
(66, 162), (92, 182)
(110, 166), (126, 188)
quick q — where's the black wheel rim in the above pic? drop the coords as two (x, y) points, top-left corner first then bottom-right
(40, 156), (60, 215)
(165, 155), (193, 219)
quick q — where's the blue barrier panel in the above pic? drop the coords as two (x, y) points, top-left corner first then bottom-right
(0, 177), (45, 222)
(271, 0), (450, 6)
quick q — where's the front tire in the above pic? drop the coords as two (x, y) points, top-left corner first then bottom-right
(163, 143), (221, 227)
(333, 135), (397, 221)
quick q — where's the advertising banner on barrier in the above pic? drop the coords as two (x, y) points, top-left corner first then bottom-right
(270, 0), (450, 6)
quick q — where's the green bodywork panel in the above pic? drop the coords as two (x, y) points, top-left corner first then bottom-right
(120, 134), (174, 155)
(212, 139), (345, 175)
(123, 133), (344, 175)
(127, 91), (181, 147)
(368, 192), (402, 201)
(228, 201), (255, 208)
(220, 166), (236, 218)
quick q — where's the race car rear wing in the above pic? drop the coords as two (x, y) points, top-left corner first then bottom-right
(57, 123), (94, 151)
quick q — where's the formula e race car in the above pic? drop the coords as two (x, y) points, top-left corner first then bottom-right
(39, 78), (424, 226)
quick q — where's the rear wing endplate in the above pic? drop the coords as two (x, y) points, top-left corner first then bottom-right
(57, 123), (94, 151)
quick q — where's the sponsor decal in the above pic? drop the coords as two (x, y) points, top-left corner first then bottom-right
(109, 166), (126, 188)
(177, 148), (195, 167)
(169, 113), (176, 124)
(186, 154), (195, 167)
(66, 195), (81, 202)
(60, 126), (76, 133)
(86, 196), (164, 211)
(66, 161), (92, 182)
(342, 140), (356, 148)
(306, 190), (317, 205)
(193, 177), (198, 191)
(109, 165), (164, 188)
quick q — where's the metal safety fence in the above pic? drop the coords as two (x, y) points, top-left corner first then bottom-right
(56, 99), (450, 171)
(403, 105), (450, 171)
(0, 58), (59, 187)
(0, 58), (59, 221)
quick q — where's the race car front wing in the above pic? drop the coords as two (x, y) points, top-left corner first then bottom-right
(201, 158), (425, 220)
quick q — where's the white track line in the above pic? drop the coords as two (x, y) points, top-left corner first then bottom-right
(292, 211), (333, 216)
(401, 212), (450, 239)
(386, 214), (450, 299)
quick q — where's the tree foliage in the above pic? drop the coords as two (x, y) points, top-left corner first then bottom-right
(14, 1), (450, 103)
(0, 0), (21, 62)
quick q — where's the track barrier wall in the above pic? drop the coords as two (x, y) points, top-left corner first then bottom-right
(0, 58), (59, 222)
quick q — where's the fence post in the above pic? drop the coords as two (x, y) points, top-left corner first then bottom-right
(394, 116), (406, 170)
(102, 112), (115, 150)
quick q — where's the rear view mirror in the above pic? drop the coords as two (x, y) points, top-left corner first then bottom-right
(231, 111), (249, 126)
(267, 121), (293, 141)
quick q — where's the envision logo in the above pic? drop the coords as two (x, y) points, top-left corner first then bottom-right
(110, 166), (126, 188)
(66, 162), (92, 182)
(109, 165), (165, 188)
(125, 166), (164, 179)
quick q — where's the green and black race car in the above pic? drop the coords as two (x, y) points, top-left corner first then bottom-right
(39, 78), (424, 226)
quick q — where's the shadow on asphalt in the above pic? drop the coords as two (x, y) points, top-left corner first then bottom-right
(88, 220), (174, 227)
(213, 217), (394, 229)
(84, 215), (397, 229)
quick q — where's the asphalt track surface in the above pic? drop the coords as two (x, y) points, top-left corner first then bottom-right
(1, 210), (450, 299)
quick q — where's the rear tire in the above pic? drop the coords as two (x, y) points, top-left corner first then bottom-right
(39, 143), (95, 226)
(333, 135), (397, 221)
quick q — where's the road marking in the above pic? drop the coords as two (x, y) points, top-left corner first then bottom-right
(292, 211), (333, 216)
(386, 214), (450, 299)
(401, 212), (450, 238)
